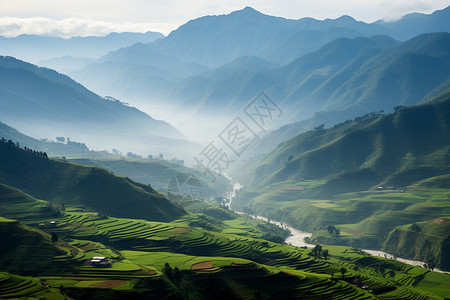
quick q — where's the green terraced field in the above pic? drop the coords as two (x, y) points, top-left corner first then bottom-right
(235, 178), (450, 252)
(24, 210), (446, 299)
(0, 272), (64, 299)
(1, 198), (448, 299)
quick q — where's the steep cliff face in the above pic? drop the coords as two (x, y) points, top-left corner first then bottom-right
(382, 218), (450, 270)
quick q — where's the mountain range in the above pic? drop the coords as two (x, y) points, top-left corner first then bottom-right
(0, 121), (91, 155)
(0, 5), (449, 297)
(0, 31), (164, 65)
(69, 7), (450, 142)
(0, 140), (185, 221)
(110, 6), (450, 68)
(246, 87), (450, 190)
(231, 88), (450, 269)
(0, 56), (200, 158)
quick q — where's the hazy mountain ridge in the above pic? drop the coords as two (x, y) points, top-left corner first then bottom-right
(70, 42), (208, 99)
(145, 6), (449, 67)
(226, 32), (450, 163)
(375, 5), (450, 40)
(74, 5), (450, 74)
(0, 56), (203, 157)
(0, 121), (91, 155)
(248, 88), (450, 190)
(1, 6), (450, 299)
(160, 33), (450, 127)
(0, 31), (164, 64)
(230, 89), (450, 269)
(70, 5), (450, 141)
(0, 140), (186, 221)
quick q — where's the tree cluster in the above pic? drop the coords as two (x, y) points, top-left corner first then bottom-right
(332, 110), (385, 130)
(1, 137), (48, 159)
(327, 225), (341, 237)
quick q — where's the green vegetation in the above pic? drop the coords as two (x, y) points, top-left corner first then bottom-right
(0, 272), (65, 299)
(0, 139), (185, 221)
(67, 157), (232, 199)
(1, 198), (448, 299)
(382, 217), (450, 271)
(1, 117), (449, 298)
(234, 90), (450, 271)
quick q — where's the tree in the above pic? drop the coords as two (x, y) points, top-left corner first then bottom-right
(323, 249), (329, 260)
(327, 225), (336, 236)
(163, 262), (174, 281)
(410, 223), (421, 232)
(314, 124), (325, 131)
(394, 105), (406, 112)
(51, 232), (59, 243)
(327, 225), (340, 237)
(413, 273), (425, 286)
(378, 266), (386, 277)
(312, 244), (323, 258)
(426, 258), (436, 271)
(173, 266), (183, 283)
(340, 267), (347, 279)
(334, 228), (341, 237)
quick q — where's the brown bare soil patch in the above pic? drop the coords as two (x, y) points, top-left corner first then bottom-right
(62, 277), (103, 280)
(433, 218), (450, 225)
(191, 262), (214, 270)
(281, 270), (298, 276)
(134, 266), (157, 275)
(80, 243), (95, 251)
(91, 280), (127, 289)
(171, 227), (190, 236)
(231, 261), (254, 267)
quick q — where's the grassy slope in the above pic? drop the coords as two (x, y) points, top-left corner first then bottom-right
(0, 193), (447, 299)
(256, 93), (450, 191)
(0, 272), (65, 299)
(381, 174), (450, 268)
(235, 90), (450, 269)
(0, 120), (91, 156)
(382, 218), (450, 269)
(0, 140), (185, 222)
(67, 157), (232, 199)
(0, 217), (64, 274)
(235, 175), (450, 265)
(0, 182), (62, 224)
(40, 211), (450, 299)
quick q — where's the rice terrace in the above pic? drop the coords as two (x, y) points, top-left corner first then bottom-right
(1, 1), (450, 299)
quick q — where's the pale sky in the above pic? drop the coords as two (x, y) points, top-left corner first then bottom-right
(0, 0), (449, 37)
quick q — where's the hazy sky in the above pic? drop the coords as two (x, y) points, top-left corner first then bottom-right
(0, 0), (449, 37)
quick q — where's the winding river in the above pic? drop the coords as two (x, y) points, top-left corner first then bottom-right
(228, 182), (447, 273)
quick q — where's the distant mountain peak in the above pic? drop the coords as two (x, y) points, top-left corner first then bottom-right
(232, 6), (263, 17)
(336, 15), (357, 22)
(324, 15), (357, 24)
(242, 6), (258, 12)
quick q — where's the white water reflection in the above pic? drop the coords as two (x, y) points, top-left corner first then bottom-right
(229, 182), (447, 273)
(244, 213), (314, 248)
